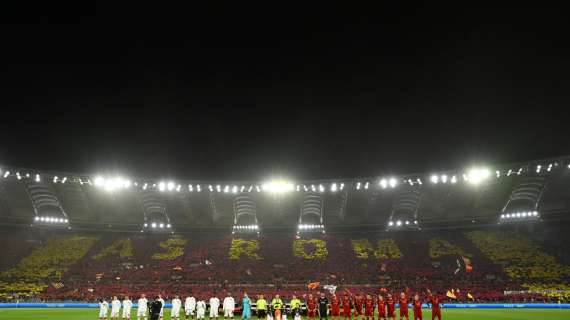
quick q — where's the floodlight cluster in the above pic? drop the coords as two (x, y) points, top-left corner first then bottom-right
(34, 216), (69, 224)
(297, 224), (325, 231)
(262, 180), (294, 194)
(429, 174), (456, 184)
(94, 176), (132, 191)
(232, 224), (259, 233)
(465, 167), (491, 185)
(500, 211), (539, 220)
(387, 220), (418, 228)
(379, 177), (398, 189)
(143, 222), (172, 229)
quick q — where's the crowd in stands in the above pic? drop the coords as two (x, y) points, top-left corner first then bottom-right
(1, 226), (569, 303)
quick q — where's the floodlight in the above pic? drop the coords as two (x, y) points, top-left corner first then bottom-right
(536, 165), (542, 173)
(441, 175), (448, 183)
(167, 224), (171, 228)
(380, 179), (388, 189)
(516, 213), (521, 217)
(389, 178), (397, 188)
(414, 220), (418, 224)
(318, 184), (325, 192)
(331, 183), (338, 192)
(451, 175), (457, 184)
(34, 216), (39, 221)
(262, 180), (295, 193)
(167, 182), (175, 191)
(197, 185), (202, 192)
(232, 186), (238, 194)
(522, 212), (527, 217)
(35, 174), (41, 182)
(396, 220), (402, 226)
(144, 223), (148, 227)
(405, 220), (410, 225)
(159, 182), (166, 192)
(159, 223), (164, 228)
(3, 171), (9, 178)
(430, 175), (439, 184)
(356, 182), (361, 190)
(151, 223), (157, 228)
(64, 219), (68, 223)
(466, 167), (491, 185)
(224, 185), (229, 193)
(533, 211), (538, 216)
(364, 182), (369, 189)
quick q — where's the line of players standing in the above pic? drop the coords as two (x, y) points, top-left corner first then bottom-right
(98, 290), (442, 320)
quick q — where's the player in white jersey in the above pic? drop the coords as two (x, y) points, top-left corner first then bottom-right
(99, 298), (109, 320)
(158, 294), (165, 320)
(137, 294), (148, 320)
(122, 296), (133, 319)
(223, 293), (235, 319)
(111, 296), (121, 319)
(196, 299), (207, 319)
(185, 295), (196, 319)
(209, 295), (220, 319)
(171, 294), (182, 319)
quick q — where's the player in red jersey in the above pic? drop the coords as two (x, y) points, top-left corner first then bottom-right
(354, 294), (364, 320)
(307, 294), (318, 318)
(364, 295), (374, 320)
(341, 294), (352, 320)
(399, 292), (409, 320)
(412, 294), (422, 320)
(386, 294), (396, 320)
(426, 290), (441, 320)
(330, 294), (341, 319)
(377, 295), (387, 320)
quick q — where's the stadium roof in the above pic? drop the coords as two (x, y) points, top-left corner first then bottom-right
(0, 155), (569, 232)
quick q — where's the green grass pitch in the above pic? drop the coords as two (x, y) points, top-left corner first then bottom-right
(0, 309), (569, 320)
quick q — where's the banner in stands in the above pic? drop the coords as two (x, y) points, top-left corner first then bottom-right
(0, 303), (569, 309)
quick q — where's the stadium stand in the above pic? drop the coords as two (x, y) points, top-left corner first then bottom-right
(1, 224), (569, 302)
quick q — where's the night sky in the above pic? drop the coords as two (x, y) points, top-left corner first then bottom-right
(1, 4), (569, 181)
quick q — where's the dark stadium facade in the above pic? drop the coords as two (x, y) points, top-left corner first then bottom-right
(0, 156), (569, 233)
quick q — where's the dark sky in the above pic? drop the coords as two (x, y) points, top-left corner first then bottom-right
(1, 4), (569, 181)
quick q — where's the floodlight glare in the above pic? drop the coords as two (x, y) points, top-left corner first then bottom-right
(396, 220), (402, 226)
(380, 179), (388, 189)
(430, 175), (439, 184)
(262, 180), (294, 194)
(466, 167), (491, 184)
(94, 176), (105, 187)
(167, 182), (175, 191)
(331, 183), (338, 192)
(389, 178), (397, 188)
(151, 223), (157, 228)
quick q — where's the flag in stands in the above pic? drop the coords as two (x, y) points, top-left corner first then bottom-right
(307, 282), (320, 290)
(446, 290), (457, 299)
(51, 282), (64, 289)
(467, 293), (474, 300)
(323, 284), (337, 294)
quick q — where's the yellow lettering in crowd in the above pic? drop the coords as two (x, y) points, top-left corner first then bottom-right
(228, 239), (263, 260)
(351, 239), (403, 259)
(92, 238), (134, 260)
(151, 235), (187, 260)
(428, 237), (471, 258)
(293, 239), (328, 259)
